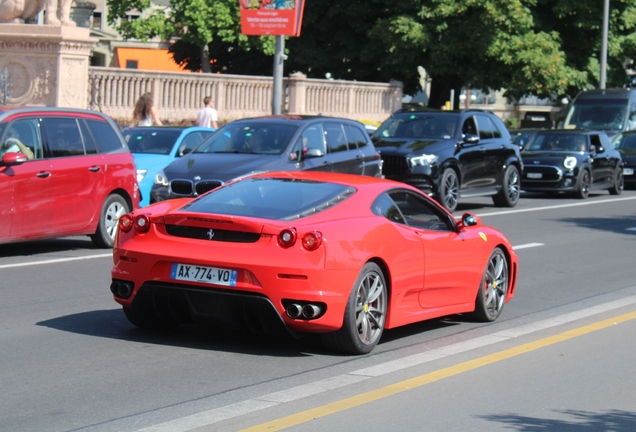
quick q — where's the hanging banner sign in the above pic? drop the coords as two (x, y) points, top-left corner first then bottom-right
(240, 0), (305, 36)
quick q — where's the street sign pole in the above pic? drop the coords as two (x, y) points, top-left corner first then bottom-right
(600, 0), (609, 89)
(272, 35), (285, 115)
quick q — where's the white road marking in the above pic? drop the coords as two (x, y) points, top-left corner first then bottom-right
(475, 195), (636, 217)
(627, 227), (636, 231)
(0, 253), (112, 269)
(513, 242), (544, 250)
(135, 294), (636, 432)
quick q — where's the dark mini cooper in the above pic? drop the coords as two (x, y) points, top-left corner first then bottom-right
(150, 116), (382, 203)
(611, 131), (636, 189)
(372, 108), (523, 212)
(521, 130), (623, 198)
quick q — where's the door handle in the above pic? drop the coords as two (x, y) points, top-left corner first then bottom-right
(36, 171), (51, 178)
(88, 166), (101, 172)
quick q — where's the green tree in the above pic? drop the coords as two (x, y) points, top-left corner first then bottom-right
(106, 0), (275, 73)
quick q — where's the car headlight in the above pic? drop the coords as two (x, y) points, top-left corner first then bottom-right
(136, 169), (147, 182)
(563, 156), (577, 170)
(154, 170), (169, 187)
(408, 154), (438, 168)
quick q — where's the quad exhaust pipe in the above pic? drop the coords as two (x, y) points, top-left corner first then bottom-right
(285, 302), (323, 320)
(110, 280), (134, 299)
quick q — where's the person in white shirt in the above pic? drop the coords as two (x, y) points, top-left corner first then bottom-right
(130, 93), (162, 127)
(196, 96), (219, 129)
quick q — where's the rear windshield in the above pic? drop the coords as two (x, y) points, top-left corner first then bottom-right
(180, 177), (356, 221)
(375, 113), (458, 139)
(193, 122), (298, 155)
(123, 129), (182, 154)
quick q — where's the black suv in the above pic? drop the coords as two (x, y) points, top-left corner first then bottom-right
(150, 115), (382, 203)
(372, 108), (523, 212)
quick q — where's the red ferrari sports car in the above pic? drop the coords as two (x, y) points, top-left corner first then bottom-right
(111, 171), (518, 354)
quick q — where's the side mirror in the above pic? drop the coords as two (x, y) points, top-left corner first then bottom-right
(462, 133), (480, 145)
(304, 148), (324, 158)
(1, 152), (28, 167)
(460, 213), (480, 228)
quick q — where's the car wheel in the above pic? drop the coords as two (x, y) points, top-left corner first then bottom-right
(91, 194), (129, 248)
(609, 167), (624, 195)
(492, 164), (520, 207)
(321, 262), (387, 355)
(574, 169), (591, 199)
(472, 247), (509, 322)
(438, 168), (459, 212)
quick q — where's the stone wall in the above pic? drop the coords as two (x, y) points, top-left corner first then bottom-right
(88, 68), (403, 124)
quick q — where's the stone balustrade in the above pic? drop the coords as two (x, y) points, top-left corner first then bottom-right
(88, 67), (403, 124)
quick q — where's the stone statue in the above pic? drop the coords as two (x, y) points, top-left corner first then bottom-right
(0, 0), (76, 26)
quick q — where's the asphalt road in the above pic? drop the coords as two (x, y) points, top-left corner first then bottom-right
(1, 190), (635, 432)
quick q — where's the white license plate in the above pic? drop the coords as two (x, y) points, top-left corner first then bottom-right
(624, 168), (634, 175)
(171, 263), (237, 286)
(527, 172), (543, 179)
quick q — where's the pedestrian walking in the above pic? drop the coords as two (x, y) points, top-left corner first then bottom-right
(196, 96), (219, 129)
(130, 93), (162, 127)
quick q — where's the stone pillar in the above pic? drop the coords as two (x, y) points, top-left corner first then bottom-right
(286, 72), (307, 115)
(0, 24), (96, 108)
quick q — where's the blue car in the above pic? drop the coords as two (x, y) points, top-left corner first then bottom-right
(122, 126), (216, 207)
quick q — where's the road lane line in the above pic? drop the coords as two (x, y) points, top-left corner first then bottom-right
(0, 253), (112, 269)
(240, 310), (636, 432)
(474, 195), (636, 217)
(135, 295), (636, 432)
(512, 242), (544, 250)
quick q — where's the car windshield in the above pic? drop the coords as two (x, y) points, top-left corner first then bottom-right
(564, 102), (627, 131)
(193, 122), (299, 155)
(525, 133), (588, 152)
(180, 177), (356, 221)
(616, 134), (636, 150)
(375, 113), (458, 139)
(123, 129), (182, 154)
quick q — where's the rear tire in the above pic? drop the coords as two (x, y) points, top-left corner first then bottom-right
(437, 168), (459, 213)
(609, 167), (624, 195)
(91, 194), (129, 248)
(321, 262), (387, 355)
(492, 165), (520, 207)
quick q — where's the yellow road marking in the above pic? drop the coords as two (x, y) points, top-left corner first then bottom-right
(241, 310), (636, 431)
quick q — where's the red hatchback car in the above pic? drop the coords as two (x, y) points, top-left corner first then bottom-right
(0, 107), (140, 247)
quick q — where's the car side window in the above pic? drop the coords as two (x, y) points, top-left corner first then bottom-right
(349, 126), (369, 148)
(300, 124), (327, 155)
(388, 190), (452, 231)
(475, 114), (495, 139)
(323, 123), (348, 153)
(42, 117), (85, 158)
(85, 119), (124, 153)
(371, 193), (405, 224)
(462, 117), (478, 136)
(2, 118), (43, 160)
(78, 120), (98, 155)
(179, 131), (210, 156)
(590, 134), (603, 152)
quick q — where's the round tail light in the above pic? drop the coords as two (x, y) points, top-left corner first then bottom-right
(134, 215), (151, 233)
(301, 231), (322, 251)
(278, 228), (297, 248)
(119, 214), (134, 233)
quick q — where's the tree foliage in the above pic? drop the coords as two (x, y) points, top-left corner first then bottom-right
(106, 0), (636, 108)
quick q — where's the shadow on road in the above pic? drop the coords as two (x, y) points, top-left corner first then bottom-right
(560, 214), (636, 235)
(0, 237), (100, 257)
(479, 409), (636, 431)
(37, 308), (333, 357)
(36, 308), (472, 357)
